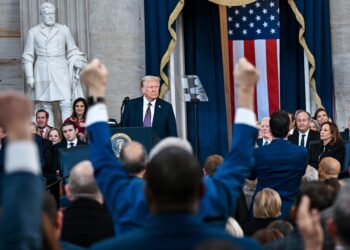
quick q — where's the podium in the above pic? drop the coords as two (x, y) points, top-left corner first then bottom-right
(56, 127), (159, 183)
(110, 127), (160, 157)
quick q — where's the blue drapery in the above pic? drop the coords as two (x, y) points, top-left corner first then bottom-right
(144, 0), (179, 88)
(280, 0), (334, 118)
(183, 0), (228, 164)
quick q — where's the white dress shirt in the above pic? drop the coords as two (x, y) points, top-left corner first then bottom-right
(298, 129), (310, 147)
(67, 138), (78, 148)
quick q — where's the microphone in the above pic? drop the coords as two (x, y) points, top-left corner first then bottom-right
(122, 96), (130, 105)
(119, 96), (130, 126)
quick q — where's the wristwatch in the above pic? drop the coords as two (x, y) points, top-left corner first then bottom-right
(87, 96), (105, 106)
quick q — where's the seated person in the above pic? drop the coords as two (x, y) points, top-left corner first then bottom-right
(308, 122), (344, 169)
(61, 161), (115, 247)
(318, 157), (341, 180)
(51, 121), (86, 204)
(244, 188), (281, 236)
(314, 108), (330, 125)
(64, 98), (88, 141)
(119, 141), (147, 178)
(256, 117), (272, 147)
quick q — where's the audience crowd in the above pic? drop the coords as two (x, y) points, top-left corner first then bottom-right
(0, 57), (350, 250)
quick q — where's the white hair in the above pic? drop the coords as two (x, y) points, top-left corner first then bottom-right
(149, 137), (193, 160)
(225, 217), (244, 238)
(40, 2), (55, 15)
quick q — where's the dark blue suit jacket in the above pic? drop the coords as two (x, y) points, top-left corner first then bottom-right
(91, 213), (261, 250)
(87, 121), (257, 235)
(0, 172), (43, 249)
(249, 139), (308, 216)
(120, 96), (177, 139)
(341, 128), (349, 141)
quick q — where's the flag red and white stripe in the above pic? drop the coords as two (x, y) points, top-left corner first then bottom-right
(229, 39), (280, 121)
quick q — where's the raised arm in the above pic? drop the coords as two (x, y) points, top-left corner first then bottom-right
(81, 59), (148, 234)
(199, 58), (259, 223)
(0, 92), (43, 249)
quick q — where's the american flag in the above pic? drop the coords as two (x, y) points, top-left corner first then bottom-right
(227, 0), (280, 121)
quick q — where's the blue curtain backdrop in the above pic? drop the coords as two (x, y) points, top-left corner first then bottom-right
(280, 0), (334, 118)
(183, 0), (228, 164)
(280, 0), (306, 113)
(144, 0), (178, 80)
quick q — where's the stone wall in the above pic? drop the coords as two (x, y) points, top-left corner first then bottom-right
(88, 0), (145, 121)
(330, 0), (350, 130)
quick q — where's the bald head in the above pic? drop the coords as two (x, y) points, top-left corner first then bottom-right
(120, 141), (147, 175)
(318, 157), (341, 180)
(67, 161), (101, 200)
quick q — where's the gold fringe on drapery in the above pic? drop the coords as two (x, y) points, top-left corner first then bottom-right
(287, 0), (323, 108)
(159, 0), (185, 98)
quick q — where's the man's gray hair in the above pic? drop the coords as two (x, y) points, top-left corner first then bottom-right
(40, 2), (55, 15)
(69, 160), (101, 199)
(141, 75), (160, 88)
(149, 137), (193, 160)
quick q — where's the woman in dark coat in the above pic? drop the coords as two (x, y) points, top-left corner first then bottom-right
(308, 121), (345, 169)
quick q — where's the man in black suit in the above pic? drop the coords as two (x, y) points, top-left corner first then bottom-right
(256, 117), (272, 147)
(61, 160), (114, 247)
(52, 121), (86, 203)
(36, 109), (53, 138)
(120, 76), (177, 139)
(340, 117), (350, 141)
(288, 110), (320, 149)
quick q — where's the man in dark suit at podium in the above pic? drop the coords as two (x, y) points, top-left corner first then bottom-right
(120, 76), (177, 139)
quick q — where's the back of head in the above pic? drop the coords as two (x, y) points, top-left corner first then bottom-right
(295, 181), (334, 211)
(269, 110), (290, 138)
(253, 229), (283, 244)
(149, 137), (193, 160)
(42, 192), (58, 227)
(145, 147), (202, 213)
(253, 188), (281, 218)
(68, 161), (100, 200)
(333, 185), (350, 246)
(203, 154), (223, 176)
(318, 157), (341, 180)
(120, 141), (147, 175)
(267, 220), (293, 236)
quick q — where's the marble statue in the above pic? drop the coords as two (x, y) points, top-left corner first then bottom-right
(22, 2), (87, 126)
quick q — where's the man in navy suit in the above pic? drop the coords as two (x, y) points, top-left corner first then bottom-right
(120, 75), (177, 139)
(81, 58), (259, 236)
(82, 58), (260, 250)
(256, 117), (272, 147)
(249, 110), (308, 216)
(288, 110), (320, 148)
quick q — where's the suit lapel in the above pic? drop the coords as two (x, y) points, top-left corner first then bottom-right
(152, 99), (162, 129)
(137, 97), (144, 126)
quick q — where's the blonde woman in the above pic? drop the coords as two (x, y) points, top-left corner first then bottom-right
(244, 188), (282, 236)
